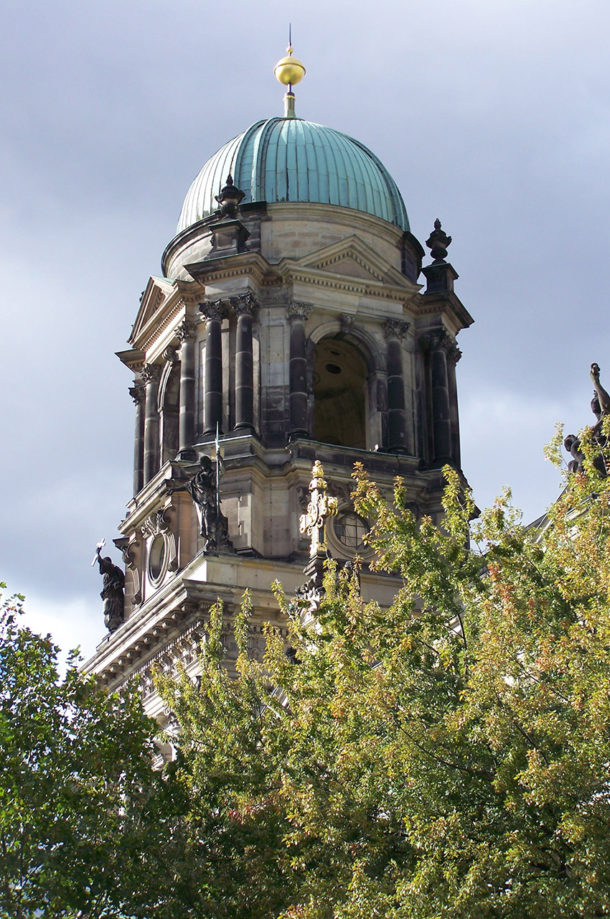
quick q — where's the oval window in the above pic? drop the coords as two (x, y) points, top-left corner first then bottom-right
(148, 534), (166, 582)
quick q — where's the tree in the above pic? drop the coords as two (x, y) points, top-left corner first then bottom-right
(0, 589), (185, 919)
(159, 424), (610, 918)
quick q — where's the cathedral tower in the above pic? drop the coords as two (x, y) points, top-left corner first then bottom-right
(85, 52), (473, 716)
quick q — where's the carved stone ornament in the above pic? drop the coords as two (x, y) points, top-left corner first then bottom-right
(121, 536), (141, 571)
(129, 382), (145, 405)
(299, 460), (339, 558)
(141, 363), (162, 385)
(214, 174), (245, 219)
(199, 299), (224, 322)
(426, 218), (452, 261)
(141, 508), (171, 538)
(176, 317), (198, 343)
(230, 292), (258, 316)
(383, 318), (410, 341)
(286, 301), (313, 321)
(162, 345), (178, 364)
(419, 328), (457, 356)
(340, 315), (355, 334)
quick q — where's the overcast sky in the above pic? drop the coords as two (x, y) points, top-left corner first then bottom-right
(2, 0), (609, 660)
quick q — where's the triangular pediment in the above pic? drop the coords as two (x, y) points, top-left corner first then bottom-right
(129, 276), (176, 346)
(293, 236), (413, 289)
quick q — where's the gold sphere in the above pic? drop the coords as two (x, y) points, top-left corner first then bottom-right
(274, 46), (306, 86)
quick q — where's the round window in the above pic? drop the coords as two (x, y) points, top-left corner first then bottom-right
(148, 534), (167, 582)
(333, 512), (369, 551)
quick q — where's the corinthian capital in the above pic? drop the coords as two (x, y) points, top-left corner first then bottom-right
(383, 319), (410, 341)
(141, 363), (162, 384)
(419, 328), (456, 355)
(129, 381), (145, 405)
(176, 317), (198, 343)
(231, 292), (258, 316)
(286, 301), (313, 321)
(199, 299), (224, 322)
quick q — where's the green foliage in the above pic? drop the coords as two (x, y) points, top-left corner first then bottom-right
(5, 425), (610, 917)
(160, 432), (610, 917)
(0, 590), (179, 919)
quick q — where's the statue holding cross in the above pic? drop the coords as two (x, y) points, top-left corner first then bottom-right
(299, 460), (338, 558)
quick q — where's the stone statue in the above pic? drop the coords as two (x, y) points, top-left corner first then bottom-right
(95, 545), (125, 632)
(565, 363), (610, 477)
(186, 456), (231, 552)
(564, 434), (585, 475)
(590, 362), (610, 421)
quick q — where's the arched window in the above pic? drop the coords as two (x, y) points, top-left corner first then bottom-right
(313, 338), (367, 448)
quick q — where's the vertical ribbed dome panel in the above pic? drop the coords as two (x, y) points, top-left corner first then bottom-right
(177, 117), (409, 233)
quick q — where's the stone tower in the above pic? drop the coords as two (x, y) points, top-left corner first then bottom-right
(84, 58), (473, 717)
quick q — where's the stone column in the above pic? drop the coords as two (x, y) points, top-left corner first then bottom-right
(129, 380), (145, 495)
(446, 342), (462, 467)
(287, 302), (312, 439)
(200, 300), (224, 436)
(142, 363), (161, 485)
(422, 329), (453, 465)
(232, 293), (257, 433)
(177, 317), (197, 453)
(384, 319), (410, 453)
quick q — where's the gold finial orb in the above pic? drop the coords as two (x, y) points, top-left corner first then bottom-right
(274, 44), (306, 87)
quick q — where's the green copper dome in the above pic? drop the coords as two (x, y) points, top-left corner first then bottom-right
(177, 117), (410, 233)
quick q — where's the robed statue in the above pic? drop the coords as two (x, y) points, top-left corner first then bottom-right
(186, 456), (231, 553)
(93, 540), (125, 632)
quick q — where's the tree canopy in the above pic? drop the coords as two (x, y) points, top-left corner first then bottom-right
(3, 425), (610, 917)
(159, 427), (610, 918)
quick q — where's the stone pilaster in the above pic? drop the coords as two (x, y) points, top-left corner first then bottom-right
(231, 293), (257, 433)
(176, 318), (197, 454)
(129, 380), (145, 496)
(141, 363), (162, 484)
(446, 341), (462, 467)
(421, 329), (455, 465)
(200, 300), (224, 436)
(384, 319), (410, 453)
(287, 301), (312, 439)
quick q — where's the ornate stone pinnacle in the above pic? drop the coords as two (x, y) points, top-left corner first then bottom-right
(299, 461), (338, 558)
(426, 218), (452, 262)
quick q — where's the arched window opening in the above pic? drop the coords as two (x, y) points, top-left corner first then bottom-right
(161, 363), (180, 463)
(313, 339), (367, 448)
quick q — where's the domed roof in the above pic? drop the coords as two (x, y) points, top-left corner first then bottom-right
(177, 116), (410, 234)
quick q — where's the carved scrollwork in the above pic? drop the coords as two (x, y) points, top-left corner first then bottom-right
(141, 508), (171, 538)
(162, 345), (178, 364)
